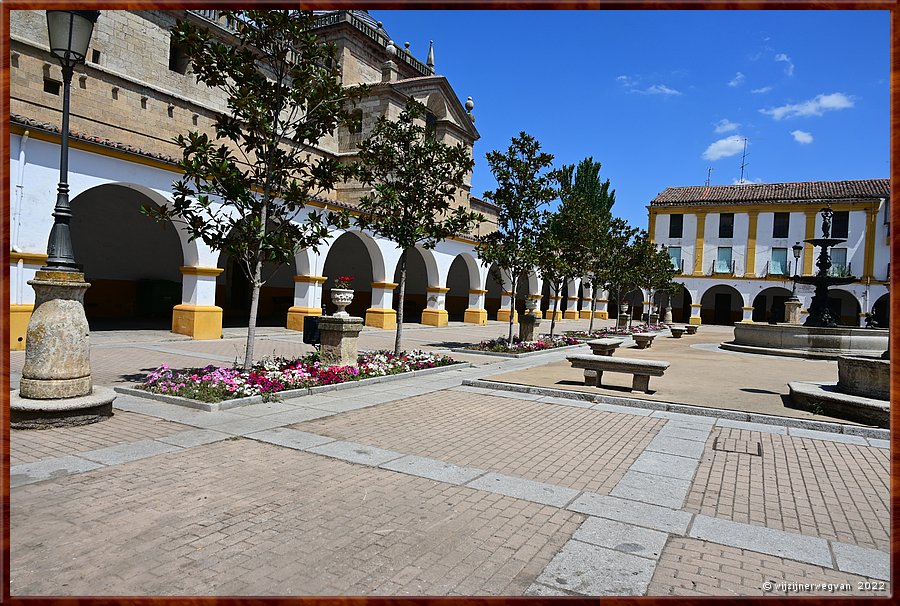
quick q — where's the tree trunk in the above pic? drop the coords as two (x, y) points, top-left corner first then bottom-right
(588, 288), (597, 333)
(244, 256), (263, 369)
(507, 271), (517, 343)
(549, 286), (559, 338)
(394, 249), (407, 356)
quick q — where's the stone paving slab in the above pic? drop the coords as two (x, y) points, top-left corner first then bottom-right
(830, 542), (891, 581)
(688, 515), (833, 568)
(535, 539), (655, 596)
(867, 438), (889, 449)
(654, 424), (712, 442)
(629, 451), (701, 481)
(591, 402), (653, 416)
(715, 418), (788, 434)
(79, 439), (182, 466)
(649, 410), (717, 426)
(10, 455), (104, 488)
(567, 493), (692, 534)
(156, 429), (232, 448)
(611, 470), (692, 509)
(246, 428), (336, 451)
(202, 416), (293, 436)
(645, 434), (707, 459)
(536, 396), (595, 409)
(379, 455), (485, 485)
(787, 428), (869, 445)
(306, 439), (406, 467)
(262, 408), (336, 426)
(466, 472), (580, 508)
(573, 517), (668, 561)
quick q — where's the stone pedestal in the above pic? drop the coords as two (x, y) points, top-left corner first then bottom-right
(617, 313), (630, 328)
(318, 316), (364, 367)
(519, 313), (541, 341)
(14, 270), (115, 428)
(662, 308), (673, 324)
(649, 312), (659, 325)
(784, 298), (802, 325)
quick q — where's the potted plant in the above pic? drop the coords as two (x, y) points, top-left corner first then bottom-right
(331, 275), (354, 318)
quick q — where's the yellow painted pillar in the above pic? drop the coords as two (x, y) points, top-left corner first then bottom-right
(464, 289), (488, 325)
(594, 298), (609, 320)
(544, 296), (562, 320)
(648, 208), (657, 244)
(803, 210), (817, 276)
(563, 296), (580, 319)
(286, 275), (327, 330)
(497, 291), (518, 323)
(366, 281), (398, 329)
(693, 212), (707, 276)
(863, 206), (878, 280)
(421, 287), (450, 327)
(744, 211), (759, 278)
(173, 266), (224, 340)
(689, 303), (703, 325)
(9, 251), (48, 350)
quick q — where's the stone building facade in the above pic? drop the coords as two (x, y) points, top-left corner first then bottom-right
(647, 180), (890, 327)
(10, 9), (538, 350)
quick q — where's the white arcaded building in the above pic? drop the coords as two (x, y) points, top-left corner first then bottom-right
(647, 179), (890, 327)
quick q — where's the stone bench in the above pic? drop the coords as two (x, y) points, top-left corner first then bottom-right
(587, 338), (625, 356)
(632, 333), (656, 349)
(685, 324), (698, 335)
(669, 326), (686, 338)
(567, 354), (670, 393)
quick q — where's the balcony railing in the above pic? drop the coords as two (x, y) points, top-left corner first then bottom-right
(709, 260), (737, 276)
(828, 262), (852, 278)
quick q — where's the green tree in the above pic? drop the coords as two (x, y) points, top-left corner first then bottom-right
(534, 210), (571, 338)
(355, 100), (481, 355)
(593, 218), (640, 326)
(556, 157), (616, 333)
(144, 10), (361, 367)
(631, 232), (681, 322)
(477, 133), (557, 343)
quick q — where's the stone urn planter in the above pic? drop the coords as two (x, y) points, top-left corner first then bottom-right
(331, 288), (354, 318)
(525, 297), (540, 316)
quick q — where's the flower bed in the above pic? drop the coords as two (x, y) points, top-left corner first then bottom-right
(138, 350), (457, 403)
(565, 324), (668, 339)
(466, 334), (581, 353)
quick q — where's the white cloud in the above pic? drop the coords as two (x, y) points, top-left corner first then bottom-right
(703, 135), (746, 161)
(616, 75), (636, 87)
(775, 53), (795, 76)
(728, 72), (745, 87)
(733, 177), (763, 185)
(751, 86), (773, 94)
(714, 119), (740, 133)
(760, 92), (854, 120)
(791, 130), (814, 144)
(640, 84), (681, 96)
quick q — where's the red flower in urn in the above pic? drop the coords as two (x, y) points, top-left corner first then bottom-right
(334, 275), (354, 289)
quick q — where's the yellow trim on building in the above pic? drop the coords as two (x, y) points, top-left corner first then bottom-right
(293, 275), (327, 284)
(9, 252), (48, 265)
(426, 287), (450, 294)
(463, 308), (488, 325)
(745, 211), (758, 277)
(693, 212), (707, 276)
(364, 308), (397, 329)
(496, 309), (518, 323)
(421, 308), (449, 327)
(863, 207), (877, 279)
(286, 306), (322, 331)
(171, 304), (223, 340)
(370, 281), (399, 290)
(10, 304), (33, 350)
(648, 208), (657, 243)
(179, 266), (224, 277)
(650, 201), (878, 215)
(468, 289), (488, 295)
(803, 211), (816, 275)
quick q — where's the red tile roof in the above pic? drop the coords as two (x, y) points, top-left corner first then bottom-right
(651, 179), (889, 206)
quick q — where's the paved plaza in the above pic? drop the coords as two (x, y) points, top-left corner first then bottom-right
(8, 320), (892, 596)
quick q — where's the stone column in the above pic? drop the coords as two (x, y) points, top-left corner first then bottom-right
(172, 266), (224, 340)
(497, 291), (518, 323)
(422, 287), (449, 327)
(689, 303), (703, 325)
(784, 298), (802, 324)
(464, 289), (488, 325)
(740, 306), (754, 323)
(594, 294), (609, 320)
(545, 296), (562, 320)
(10, 251), (47, 350)
(859, 312), (868, 328)
(564, 296), (579, 319)
(580, 284), (594, 319)
(366, 281), (398, 329)
(287, 274), (326, 331)
(643, 299), (653, 323)
(318, 316), (364, 367)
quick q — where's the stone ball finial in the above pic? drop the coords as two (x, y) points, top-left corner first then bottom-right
(465, 96), (474, 112)
(377, 21), (383, 29)
(404, 41), (410, 49)
(386, 41), (396, 58)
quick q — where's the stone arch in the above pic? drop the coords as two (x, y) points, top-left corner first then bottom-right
(872, 293), (889, 327)
(215, 237), (296, 328)
(69, 182), (190, 328)
(752, 286), (793, 322)
(446, 253), (477, 321)
(828, 288), (863, 326)
(484, 263), (505, 319)
(393, 247), (433, 323)
(425, 93), (448, 120)
(699, 284), (744, 325)
(321, 231), (381, 317)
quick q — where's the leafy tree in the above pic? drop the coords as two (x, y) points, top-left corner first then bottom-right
(631, 231), (679, 323)
(144, 10), (362, 367)
(355, 100), (481, 355)
(477, 133), (557, 343)
(557, 157), (617, 332)
(593, 218), (640, 325)
(534, 211), (570, 338)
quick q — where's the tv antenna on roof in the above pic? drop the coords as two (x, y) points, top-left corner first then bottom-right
(738, 137), (749, 183)
(705, 167), (713, 186)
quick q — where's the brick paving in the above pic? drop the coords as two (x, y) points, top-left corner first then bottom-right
(11, 439), (582, 596)
(294, 391), (664, 494)
(10, 410), (189, 465)
(685, 427), (890, 551)
(648, 537), (891, 596)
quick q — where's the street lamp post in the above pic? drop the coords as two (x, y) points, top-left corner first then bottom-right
(11, 10), (116, 428)
(790, 241), (803, 295)
(783, 241), (804, 324)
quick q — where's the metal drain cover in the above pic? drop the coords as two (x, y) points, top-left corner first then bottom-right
(713, 437), (762, 456)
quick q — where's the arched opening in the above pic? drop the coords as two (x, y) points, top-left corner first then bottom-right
(70, 183), (185, 330)
(752, 286), (793, 323)
(485, 263), (503, 319)
(446, 255), (472, 321)
(670, 289), (693, 323)
(393, 247), (431, 323)
(513, 272), (531, 316)
(872, 293), (889, 327)
(700, 284), (743, 325)
(321, 232), (376, 318)
(828, 289), (862, 326)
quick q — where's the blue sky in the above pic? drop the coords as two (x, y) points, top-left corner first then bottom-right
(370, 10), (889, 229)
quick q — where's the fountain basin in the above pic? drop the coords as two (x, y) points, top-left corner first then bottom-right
(838, 355), (890, 400)
(722, 323), (888, 360)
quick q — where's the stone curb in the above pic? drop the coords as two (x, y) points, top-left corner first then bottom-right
(461, 379), (889, 439)
(114, 362), (471, 412)
(449, 344), (584, 358)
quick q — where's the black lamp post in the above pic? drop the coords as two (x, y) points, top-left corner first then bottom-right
(43, 10), (99, 272)
(790, 241), (803, 295)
